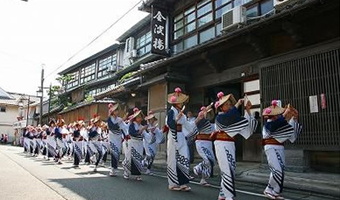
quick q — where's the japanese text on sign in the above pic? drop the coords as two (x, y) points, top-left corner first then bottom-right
(151, 7), (167, 56)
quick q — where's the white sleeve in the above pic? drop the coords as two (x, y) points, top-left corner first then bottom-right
(143, 130), (156, 144)
(182, 120), (196, 137)
(288, 118), (302, 143)
(238, 112), (258, 139)
(118, 120), (129, 136)
(155, 128), (165, 144)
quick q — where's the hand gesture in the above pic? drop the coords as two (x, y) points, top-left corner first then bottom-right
(176, 112), (183, 122)
(235, 99), (244, 108)
(245, 100), (252, 114)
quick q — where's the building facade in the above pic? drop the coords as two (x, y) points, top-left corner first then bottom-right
(0, 87), (40, 143)
(56, 0), (339, 172)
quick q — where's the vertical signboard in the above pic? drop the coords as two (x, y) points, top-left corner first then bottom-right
(151, 6), (168, 56)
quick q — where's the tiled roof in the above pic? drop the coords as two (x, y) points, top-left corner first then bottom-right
(0, 87), (13, 100)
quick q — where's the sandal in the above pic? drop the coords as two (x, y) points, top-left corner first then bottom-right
(263, 191), (276, 200)
(180, 185), (191, 192)
(168, 186), (181, 191)
(123, 173), (129, 180)
(201, 182), (210, 187)
(274, 195), (284, 200)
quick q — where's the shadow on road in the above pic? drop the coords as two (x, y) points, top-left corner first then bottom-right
(48, 175), (220, 200)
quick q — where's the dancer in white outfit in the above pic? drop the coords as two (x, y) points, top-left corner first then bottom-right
(212, 92), (257, 200)
(262, 100), (302, 200)
(166, 87), (196, 192)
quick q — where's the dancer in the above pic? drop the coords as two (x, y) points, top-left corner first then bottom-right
(107, 103), (128, 177)
(72, 121), (83, 169)
(88, 115), (103, 172)
(212, 92), (257, 200)
(262, 101), (302, 200)
(123, 108), (148, 181)
(142, 110), (165, 175)
(166, 87), (196, 191)
(193, 105), (216, 186)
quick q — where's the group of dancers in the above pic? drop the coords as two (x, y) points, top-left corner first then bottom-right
(22, 86), (302, 200)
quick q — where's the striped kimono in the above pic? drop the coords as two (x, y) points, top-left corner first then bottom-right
(101, 130), (109, 163)
(107, 116), (128, 171)
(263, 116), (302, 196)
(192, 118), (216, 182)
(214, 107), (258, 199)
(142, 124), (165, 170)
(88, 127), (103, 167)
(166, 106), (196, 187)
(72, 129), (83, 166)
(46, 128), (57, 158)
(55, 127), (67, 160)
(80, 128), (88, 162)
(123, 122), (148, 177)
(23, 131), (31, 153)
(41, 131), (47, 156)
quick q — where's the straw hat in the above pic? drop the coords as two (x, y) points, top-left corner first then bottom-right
(214, 92), (237, 109)
(92, 115), (101, 124)
(108, 103), (119, 115)
(130, 108), (142, 121)
(57, 118), (65, 126)
(167, 87), (189, 104)
(262, 100), (286, 116)
(101, 121), (107, 128)
(145, 110), (157, 121)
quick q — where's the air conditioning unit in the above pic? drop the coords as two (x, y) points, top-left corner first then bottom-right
(222, 6), (246, 31)
(131, 49), (137, 58)
(107, 64), (116, 73)
(123, 37), (135, 66)
(274, 0), (301, 12)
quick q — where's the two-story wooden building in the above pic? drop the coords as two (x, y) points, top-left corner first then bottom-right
(56, 0), (339, 172)
(134, 0), (339, 172)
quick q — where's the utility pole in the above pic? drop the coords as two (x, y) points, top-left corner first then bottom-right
(39, 66), (44, 125)
(48, 83), (52, 122)
(26, 96), (30, 126)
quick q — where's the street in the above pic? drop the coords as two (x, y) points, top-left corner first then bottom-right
(0, 145), (337, 200)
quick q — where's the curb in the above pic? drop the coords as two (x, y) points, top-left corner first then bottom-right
(152, 162), (340, 198)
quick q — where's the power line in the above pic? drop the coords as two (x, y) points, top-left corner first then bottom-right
(45, 0), (143, 79)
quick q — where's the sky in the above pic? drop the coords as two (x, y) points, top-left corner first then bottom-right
(0, 0), (148, 97)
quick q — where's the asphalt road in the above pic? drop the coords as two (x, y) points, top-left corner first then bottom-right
(0, 145), (337, 200)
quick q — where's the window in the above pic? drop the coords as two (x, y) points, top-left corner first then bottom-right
(171, 0), (273, 54)
(136, 31), (152, 57)
(172, 42), (184, 54)
(260, 0), (274, 15)
(198, 13), (213, 27)
(98, 56), (111, 79)
(184, 34), (198, 49)
(246, 5), (258, 17)
(215, 3), (232, 19)
(96, 86), (107, 94)
(80, 63), (96, 84)
(86, 86), (108, 98)
(66, 71), (79, 89)
(98, 53), (116, 79)
(200, 27), (215, 43)
(216, 22), (222, 36)
(0, 106), (6, 113)
(215, 0), (230, 8)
